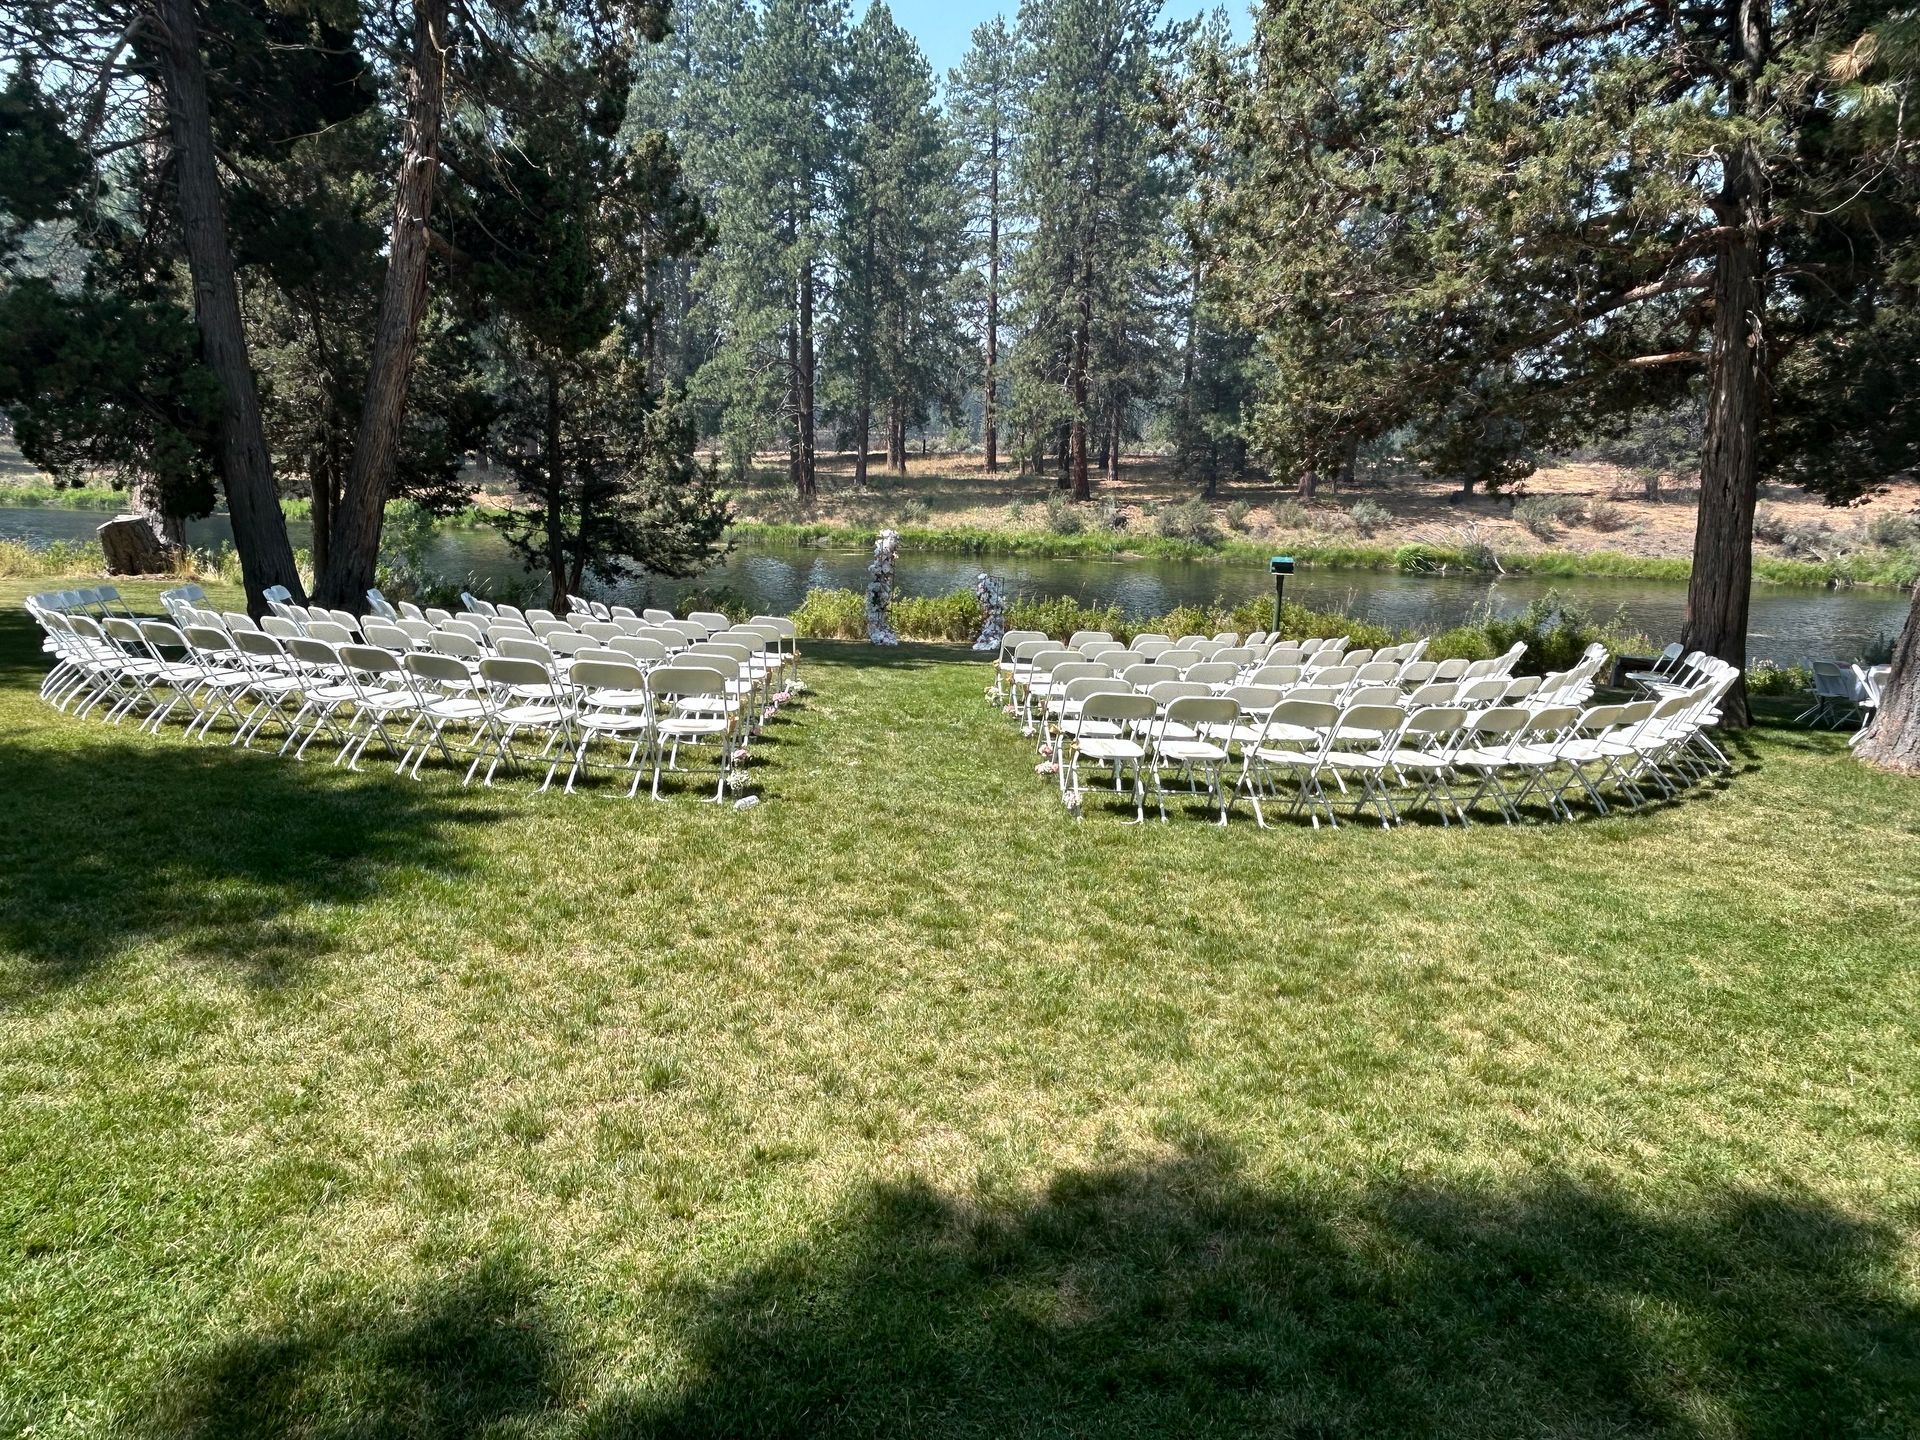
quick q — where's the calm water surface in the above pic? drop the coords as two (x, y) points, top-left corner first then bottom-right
(5, 504), (1906, 665)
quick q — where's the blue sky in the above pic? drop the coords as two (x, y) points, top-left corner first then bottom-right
(876, 0), (1253, 78)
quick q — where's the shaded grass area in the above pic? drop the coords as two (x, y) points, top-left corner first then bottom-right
(2, 579), (1918, 1437)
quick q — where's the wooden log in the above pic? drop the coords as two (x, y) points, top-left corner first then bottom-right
(97, 514), (183, 575)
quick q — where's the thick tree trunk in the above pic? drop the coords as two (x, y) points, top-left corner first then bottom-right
(1297, 469), (1319, 500)
(99, 514), (182, 574)
(1337, 435), (1358, 489)
(318, 0), (448, 608)
(310, 447), (331, 585)
(129, 476), (186, 548)
(151, 0), (304, 612)
(1106, 404), (1121, 483)
(1682, 165), (1768, 726)
(1854, 584), (1920, 771)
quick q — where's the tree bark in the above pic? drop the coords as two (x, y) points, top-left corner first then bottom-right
(796, 262), (817, 499)
(98, 514), (182, 574)
(1854, 584), (1920, 771)
(1680, 0), (1770, 729)
(150, 0), (305, 613)
(1069, 268), (1092, 502)
(1297, 469), (1319, 500)
(544, 362), (568, 614)
(317, 0), (449, 608)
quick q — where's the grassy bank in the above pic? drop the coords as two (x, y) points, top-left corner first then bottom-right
(2, 577), (1917, 1437)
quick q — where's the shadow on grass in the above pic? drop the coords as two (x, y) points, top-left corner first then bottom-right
(0, 732), (500, 999)
(150, 1254), (562, 1440)
(139, 1148), (1919, 1438)
(806, 639), (972, 671)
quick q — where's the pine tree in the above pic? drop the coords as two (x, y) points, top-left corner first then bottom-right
(949, 18), (1019, 473)
(829, 3), (967, 483)
(1008, 0), (1175, 501)
(1198, 0), (1920, 724)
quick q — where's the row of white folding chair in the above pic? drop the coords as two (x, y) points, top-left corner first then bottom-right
(57, 614), (759, 797)
(1060, 689), (1721, 828)
(28, 585), (137, 620)
(1044, 670), (1544, 753)
(381, 619), (790, 728)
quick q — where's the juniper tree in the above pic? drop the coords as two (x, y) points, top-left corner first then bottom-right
(1198, 0), (1920, 723)
(450, 27), (723, 611)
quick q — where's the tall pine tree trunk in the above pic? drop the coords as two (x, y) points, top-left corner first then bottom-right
(1069, 270), (1092, 502)
(1855, 584), (1920, 771)
(319, 0), (448, 607)
(854, 387), (871, 484)
(151, 0), (305, 612)
(796, 262), (817, 499)
(1681, 0), (1769, 731)
(787, 319), (803, 496)
(983, 130), (1000, 473)
(543, 363), (568, 614)
(1106, 404), (1121, 483)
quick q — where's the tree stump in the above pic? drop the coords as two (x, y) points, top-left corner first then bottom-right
(97, 514), (184, 575)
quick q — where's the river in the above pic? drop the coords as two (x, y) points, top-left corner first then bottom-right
(4, 503), (1906, 665)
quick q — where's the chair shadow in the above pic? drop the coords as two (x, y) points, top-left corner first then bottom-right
(134, 1147), (1920, 1438)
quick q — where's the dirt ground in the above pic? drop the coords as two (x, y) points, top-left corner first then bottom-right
(724, 451), (1920, 560)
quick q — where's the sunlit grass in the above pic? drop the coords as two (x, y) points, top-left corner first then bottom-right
(1, 578), (1917, 1437)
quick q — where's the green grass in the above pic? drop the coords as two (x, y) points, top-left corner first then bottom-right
(2, 577), (1918, 1437)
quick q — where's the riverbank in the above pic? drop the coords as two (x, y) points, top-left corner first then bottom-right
(15, 449), (1920, 587)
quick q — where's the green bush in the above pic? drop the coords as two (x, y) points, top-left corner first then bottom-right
(792, 587), (866, 639)
(1043, 495), (1084, 535)
(894, 590), (983, 641)
(1267, 500), (1310, 530)
(0, 538), (108, 578)
(1513, 496), (1573, 539)
(1154, 496), (1219, 545)
(1346, 499), (1392, 536)
(1007, 593), (1127, 640)
(1746, 660), (1813, 697)
(1470, 590), (1646, 675)
(1224, 500), (1251, 531)
(1865, 511), (1916, 548)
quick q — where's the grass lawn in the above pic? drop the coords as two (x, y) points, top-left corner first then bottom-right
(2, 578), (1917, 1438)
